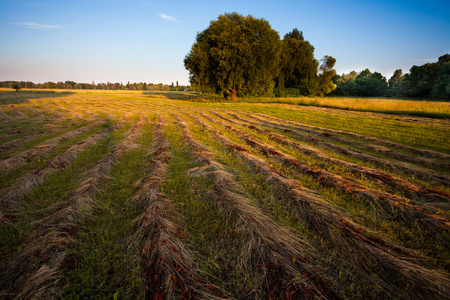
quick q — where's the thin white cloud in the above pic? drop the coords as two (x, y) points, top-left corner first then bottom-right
(159, 13), (179, 23)
(13, 22), (64, 30)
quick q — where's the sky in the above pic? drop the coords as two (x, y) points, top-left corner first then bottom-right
(0, 0), (449, 85)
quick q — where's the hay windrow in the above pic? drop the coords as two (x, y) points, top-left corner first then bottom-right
(251, 111), (450, 162)
(236, 112), (450, 186)
(0, 126), (116, 221)
(0, 122), (78, 153)
(176, 114), (340, 299)
(191, 111), (450, 299)
(129, 115), (226, 299)
(1, 91), (448, 299)
(218, 111), (450, 205)
(208, 114), (449, 231)
(0, 121), (105, 172)
(0, 117), (145, 299)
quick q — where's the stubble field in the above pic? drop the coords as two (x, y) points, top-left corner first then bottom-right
(0, 89), (449, 299)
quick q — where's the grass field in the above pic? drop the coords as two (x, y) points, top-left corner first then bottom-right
(0, 89), (449, 299)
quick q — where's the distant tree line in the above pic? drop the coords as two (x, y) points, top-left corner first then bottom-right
(332, 54), (450, 99)
(0, 80), (190, 92)
(184, 12), (337, 100)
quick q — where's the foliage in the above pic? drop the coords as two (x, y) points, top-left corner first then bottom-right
(390, 54), (449, 99)
(11, 82), (21, 92)
(278, 29), (319, 96)
(276, 29), (336, 97)
(332, 69), (387, 97)
(316, 55), (337, 96)
(0, 80), (190, 91)
(184, 12), (281, 101)
(432, 62), (450, 99)
(332, 54), (450, 99)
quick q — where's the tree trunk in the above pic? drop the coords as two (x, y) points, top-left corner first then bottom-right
(231, 89), (238, 101)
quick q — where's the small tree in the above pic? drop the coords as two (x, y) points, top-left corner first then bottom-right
(11, 83), (21, 92)
(316, 56), (337, 96)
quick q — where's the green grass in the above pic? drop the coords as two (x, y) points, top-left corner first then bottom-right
(139, 91), (450, 119)
(161, 118), (265, 298)
(62, 119), (156, 299)
(1, 89), (449, 299)
(0, 121), (112, 191)
(0, 126), (116, 272)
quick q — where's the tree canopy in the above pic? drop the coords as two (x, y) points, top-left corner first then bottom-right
(11, 83), (21, 92)
(277, 29), (319, 96)
(331, 55), (449, 99)
(184, 12), (281, 101)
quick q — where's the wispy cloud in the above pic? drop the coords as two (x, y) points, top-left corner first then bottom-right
(159, 13), (179, 23)
(13, 22), (64, 30)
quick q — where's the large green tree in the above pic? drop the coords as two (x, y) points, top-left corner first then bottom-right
(184, 12), (281, 101)
(278, 29), (318, 96)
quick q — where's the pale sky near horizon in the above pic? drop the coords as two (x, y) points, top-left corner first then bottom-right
(1, 0), (449, 85)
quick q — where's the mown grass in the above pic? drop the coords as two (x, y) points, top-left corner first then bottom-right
(62, 118), (156, 299)
(161, 117), (265, 298)
(181, 113), (395, 298)
(138, 91), (450, 119)
(0, 119), (101, 160)
(0, 125), (116, 275)
(0, 121), (112, 191)
(1, 89), (449, 299)
(191, 112), (450, 271)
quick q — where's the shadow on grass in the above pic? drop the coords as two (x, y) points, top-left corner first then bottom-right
(143, 91), (228, 102)
(0, 90), (76, 105)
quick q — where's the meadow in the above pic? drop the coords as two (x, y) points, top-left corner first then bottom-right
(0, 89), (449, 299)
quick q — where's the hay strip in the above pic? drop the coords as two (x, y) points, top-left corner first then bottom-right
(238, 112), (450, 186)
(191, 111), (450, 299)
(175, 114), (340, 299)
(129, 115), (226, 299)
(0, 121), (104, 172)
(1, 117), (145, 299)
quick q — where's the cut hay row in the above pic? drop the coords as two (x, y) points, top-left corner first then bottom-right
(20, 106), (45, 119)
(277, 102), (450, 127)
(187, 111), (450, 299)
(235, 112), (450, 186)
(0, 124), (118, 220)
(31, 99), (91, 120)
(129, 115), (226, 299)
(4, 105), (28, 119)
(220, 111), (449, 205)
(0, 117), (145, 299)
(0, 123), (76, 153)
(211, 116), (449, 232)
(0, 110), (12, 120)
(176, 114), (340, 299)
(251, 111), (450, 162)
(1, 105), (46, 121)
(0, 120), (106, 172)
(0, 120), (49, 137)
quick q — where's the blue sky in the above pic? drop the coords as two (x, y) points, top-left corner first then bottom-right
(1, 0), (449, 85)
